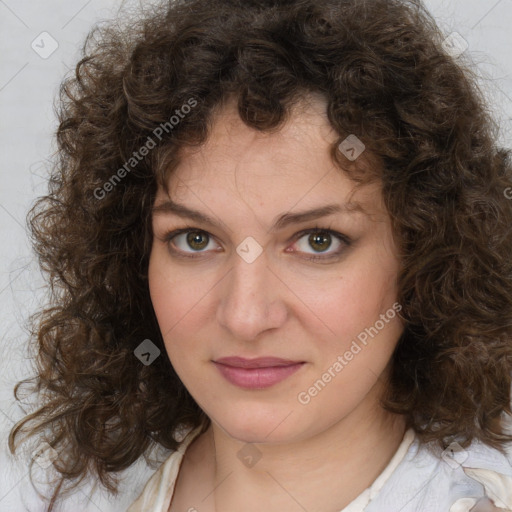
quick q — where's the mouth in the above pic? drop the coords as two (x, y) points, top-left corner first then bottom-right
(212, 357), (306, 389)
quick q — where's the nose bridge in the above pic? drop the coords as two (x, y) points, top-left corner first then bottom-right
(216, 248), (286, 340)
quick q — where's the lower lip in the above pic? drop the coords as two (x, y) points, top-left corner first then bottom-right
(213, 362), (305, 389)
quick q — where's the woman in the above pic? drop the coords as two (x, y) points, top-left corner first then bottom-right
(9, 0), (512, 510)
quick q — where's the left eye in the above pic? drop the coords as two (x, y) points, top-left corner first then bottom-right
(292, 230), (343, 255)
(288, 228), (350, 260)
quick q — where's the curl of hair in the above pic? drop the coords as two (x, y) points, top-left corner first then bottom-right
(9, 0), (512, 509)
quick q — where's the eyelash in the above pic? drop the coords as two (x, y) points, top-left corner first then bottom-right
(161, 224), (352, 262)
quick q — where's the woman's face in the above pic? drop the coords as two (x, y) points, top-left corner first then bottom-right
(148, 95), (404, 444)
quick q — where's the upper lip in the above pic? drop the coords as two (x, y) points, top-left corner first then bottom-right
(214, 357), (304, 368)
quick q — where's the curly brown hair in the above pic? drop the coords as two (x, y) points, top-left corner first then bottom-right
(8, 0), (512, 509)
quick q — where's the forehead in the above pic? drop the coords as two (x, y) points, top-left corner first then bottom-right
(156, 94), (385, 218)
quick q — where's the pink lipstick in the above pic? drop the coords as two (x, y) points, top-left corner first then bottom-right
(213, 357), (305, 389)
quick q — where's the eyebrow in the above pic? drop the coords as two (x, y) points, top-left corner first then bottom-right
(152, 198), (368, 232)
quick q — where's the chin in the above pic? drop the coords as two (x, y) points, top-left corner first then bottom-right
(208, 404), (301, 444)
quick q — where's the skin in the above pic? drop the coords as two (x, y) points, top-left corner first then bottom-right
(148, 94), (407, 512)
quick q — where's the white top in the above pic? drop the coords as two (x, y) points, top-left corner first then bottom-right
(127, 426), (512, 512)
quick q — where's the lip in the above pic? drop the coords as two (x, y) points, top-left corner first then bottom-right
(213, 357), (306, 389)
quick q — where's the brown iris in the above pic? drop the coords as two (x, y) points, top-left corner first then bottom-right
(186, 231), (209, 251)
(308, 232), (332, 252)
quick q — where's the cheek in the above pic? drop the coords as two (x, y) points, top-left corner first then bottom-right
(294, 263), (402, 420)
(148, 249), (216, 370)
(148, 257), (179, 334)
(148, 250), (205, 334)
(291, 251), (399, 345)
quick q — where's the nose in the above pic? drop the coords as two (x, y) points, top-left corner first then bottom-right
(215, 248), (288, 341)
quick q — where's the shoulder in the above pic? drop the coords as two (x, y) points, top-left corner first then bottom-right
(127, 425), (203, 512)
(366, 433), (512, 512)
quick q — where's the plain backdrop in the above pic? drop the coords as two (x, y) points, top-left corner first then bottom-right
(1, 0), (512, 510)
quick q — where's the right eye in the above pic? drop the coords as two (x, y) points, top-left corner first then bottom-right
(163, 228), (222, 258)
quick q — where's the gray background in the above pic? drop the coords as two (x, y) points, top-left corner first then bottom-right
(1, 0), (511, 510)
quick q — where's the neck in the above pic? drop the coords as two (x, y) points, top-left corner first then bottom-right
(198, 380), (407, 512)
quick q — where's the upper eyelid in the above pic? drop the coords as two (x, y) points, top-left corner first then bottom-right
(163, 226), (345, 240)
